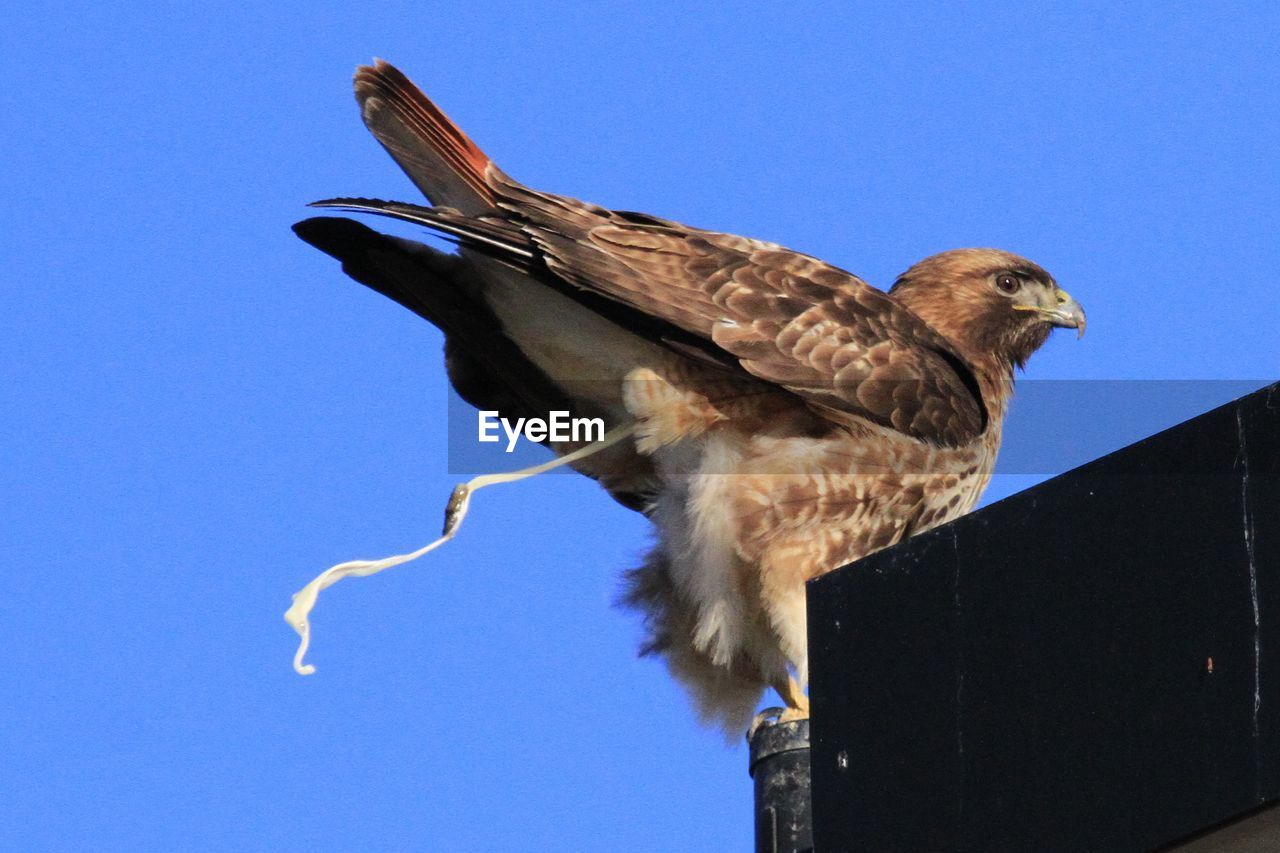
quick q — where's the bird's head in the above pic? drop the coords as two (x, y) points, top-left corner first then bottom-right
(888, 248), (1085, 372)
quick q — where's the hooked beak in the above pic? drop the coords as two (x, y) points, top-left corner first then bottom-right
(1014, 287), (1087, 338)
(1047, 288), (1087, 339)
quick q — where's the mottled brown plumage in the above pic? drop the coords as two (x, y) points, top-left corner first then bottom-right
(294, 60), (1085, 733)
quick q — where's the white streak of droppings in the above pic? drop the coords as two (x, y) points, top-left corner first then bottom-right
(285, 423), (638, 674)
(1236, 408), (1261, 744)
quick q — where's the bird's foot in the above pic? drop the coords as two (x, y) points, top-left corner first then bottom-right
(748, 706), (787, 741)
(747, 697), (809, 743)
(770, 675), (810, 721)
(778, 703), (809, 724)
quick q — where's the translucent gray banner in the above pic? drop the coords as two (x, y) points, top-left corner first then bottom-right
(443, 380), (1275, 477)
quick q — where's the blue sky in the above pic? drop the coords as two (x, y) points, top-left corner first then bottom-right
(4, 3), (1278, 850)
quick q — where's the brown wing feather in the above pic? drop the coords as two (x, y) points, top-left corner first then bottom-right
(311, 102), (986, 447)
(488, 172), (986, 446)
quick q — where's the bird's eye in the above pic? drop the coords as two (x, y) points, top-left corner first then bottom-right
(995, 274), (1021, 295)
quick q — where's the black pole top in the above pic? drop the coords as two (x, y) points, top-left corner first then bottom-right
(749, 711), (810, 777)
(749, 710), (813, 853)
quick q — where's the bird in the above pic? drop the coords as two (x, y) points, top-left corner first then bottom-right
(291, 60), (1085, 735)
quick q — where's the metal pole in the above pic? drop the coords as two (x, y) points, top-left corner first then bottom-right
(748, 710), (813, 853)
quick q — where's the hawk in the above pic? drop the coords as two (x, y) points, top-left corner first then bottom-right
(290, 61), (1085, 734)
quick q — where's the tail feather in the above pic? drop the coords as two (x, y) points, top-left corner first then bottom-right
(308, 196), (535, 266)
(354, 60), (496, 214)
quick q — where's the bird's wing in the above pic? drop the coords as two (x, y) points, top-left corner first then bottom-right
(331, 62), (984, 446)
(490, 173), (987, 447)
(310, 185), (987, 447)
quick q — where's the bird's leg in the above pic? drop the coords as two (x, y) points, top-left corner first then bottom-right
(623, 365), (729, 454)
(770, 675), (810, 722)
